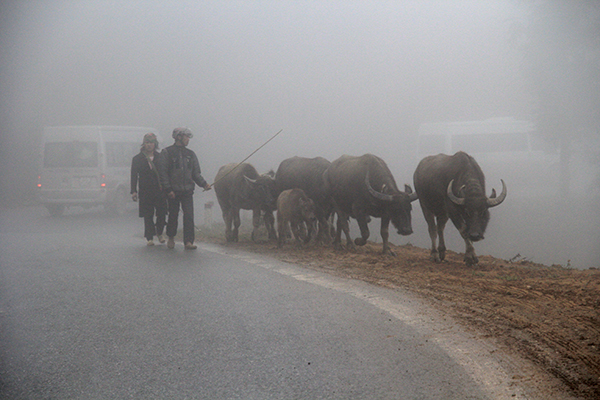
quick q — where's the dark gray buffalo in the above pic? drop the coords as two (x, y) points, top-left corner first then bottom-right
(275, 156), (333, 242)
(324, 154), (418, 256)
(276, 188), (317, 248)
(413, 151), (507, 266)
(214, 162), (277, 242)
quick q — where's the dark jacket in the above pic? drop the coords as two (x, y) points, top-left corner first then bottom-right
(131, 151), (162, 197)
(131, 150), (166, 217)
(158, 144), (208, 193)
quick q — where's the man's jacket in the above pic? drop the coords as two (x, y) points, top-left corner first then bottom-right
(158, 144), (208, 193)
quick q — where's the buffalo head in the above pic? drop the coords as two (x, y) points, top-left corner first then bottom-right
(446, 179), (507, 241)
(245, 174), (277, 210)
(365, 172), (418, 236)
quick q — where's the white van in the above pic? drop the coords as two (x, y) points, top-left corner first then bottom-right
(38, 126), (157, 216)
(416, 117), (560, 197)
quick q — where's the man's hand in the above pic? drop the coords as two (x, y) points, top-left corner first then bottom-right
(203, 183), (212, 191)
(167, 191), (176, 199)
(131, 192), (138, 202)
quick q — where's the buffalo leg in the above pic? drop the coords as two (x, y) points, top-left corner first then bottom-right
(380, 216), (395, 256)
(223, 208), (235, 242)
(334, 211), (354, 250)
(264, 210), (277, 241)
(305, 220), (316, 244)
(456, 224), (478, 265)
(251, 209), (261, 242)
(423, 208), (441, 262)
(277, 216), (287, 248)
(353, 205), (370, 247)
(291, 221), (305, 245)
(463, 238), (478, 266)
(232, 209), (241, 242)
(436, 214), (448, 261)
(316, 214), (332, 244)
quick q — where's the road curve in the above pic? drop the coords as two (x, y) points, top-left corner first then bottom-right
(0, 206), (530, 399)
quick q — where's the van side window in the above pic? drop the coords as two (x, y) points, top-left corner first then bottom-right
(106, 142), (139, 167)
(44, 142), (98, 168)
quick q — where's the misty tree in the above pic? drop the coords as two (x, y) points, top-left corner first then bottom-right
(513, 0), (600, 196)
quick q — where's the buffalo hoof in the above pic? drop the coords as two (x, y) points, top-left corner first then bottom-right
(438, 248), (446, 261)
(430, 250), (441, 263)
(383, 247), (397, 257)
(464, 252), (479, 266)
(354, 237), (367, 246)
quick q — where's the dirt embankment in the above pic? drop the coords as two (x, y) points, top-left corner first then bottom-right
(198, 229), (600, 399)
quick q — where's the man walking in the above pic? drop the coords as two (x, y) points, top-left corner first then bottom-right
(159, 127), (211, 250)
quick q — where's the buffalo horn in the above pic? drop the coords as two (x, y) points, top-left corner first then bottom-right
(487, 179), (507, 207)
(405, 184), (418, 202)
(447, 180), (465, 205)
(365, 171), (393, 202)
(244, 175), (257, 185)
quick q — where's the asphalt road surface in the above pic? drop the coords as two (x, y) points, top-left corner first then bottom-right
(0, 205), (528, 399)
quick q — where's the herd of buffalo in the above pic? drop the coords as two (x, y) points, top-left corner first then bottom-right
(213, 151), (507, 266)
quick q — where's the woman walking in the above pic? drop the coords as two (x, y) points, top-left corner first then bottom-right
(130, 133), (168, 246)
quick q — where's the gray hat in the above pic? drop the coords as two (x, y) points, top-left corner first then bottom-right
(172, 127), (193, 139)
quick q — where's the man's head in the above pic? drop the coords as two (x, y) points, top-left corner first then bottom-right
(172, 127), (193, 146)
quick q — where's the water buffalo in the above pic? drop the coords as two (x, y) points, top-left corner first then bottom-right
(275, 156), (333, 243)
(323, 154), (418, 256)
(276, 188), (317, 248)
(214, 162), (277, 242)
(413, 151), (507, 266)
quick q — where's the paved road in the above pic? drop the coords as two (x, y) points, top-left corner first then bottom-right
(0, 206), (525, 399)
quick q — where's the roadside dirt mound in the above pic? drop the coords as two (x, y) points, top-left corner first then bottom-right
(198, 230), (600, 399)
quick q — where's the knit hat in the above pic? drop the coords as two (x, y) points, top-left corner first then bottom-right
(172, 127), (193, 139)
(142, 132), (159, 148)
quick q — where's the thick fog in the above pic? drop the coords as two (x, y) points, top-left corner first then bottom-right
(1, 1), (598, 268)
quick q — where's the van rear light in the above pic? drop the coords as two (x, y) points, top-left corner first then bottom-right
(100, 174), (106, 187)
(37, 176), (42, 188)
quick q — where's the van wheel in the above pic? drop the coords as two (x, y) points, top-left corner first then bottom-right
(46, 204), (65, 217)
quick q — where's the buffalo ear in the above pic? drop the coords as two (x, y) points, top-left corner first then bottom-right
(404, 184), (412, 194)
(490, 188), (497, 198)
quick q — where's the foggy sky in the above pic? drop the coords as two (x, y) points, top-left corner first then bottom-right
(0, 0), (528, 183)
(2, 1), (596, 268)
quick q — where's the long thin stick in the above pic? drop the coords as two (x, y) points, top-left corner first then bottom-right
(210, 129), (283, 187)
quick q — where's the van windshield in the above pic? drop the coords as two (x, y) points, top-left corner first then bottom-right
(44, 142), (98, 168)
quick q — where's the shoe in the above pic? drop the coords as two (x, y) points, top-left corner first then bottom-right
(157, 235), (166, 244)
(167, 237), (175, 249)
(146, 240), (155, 246)
(184, 242), (197, 250)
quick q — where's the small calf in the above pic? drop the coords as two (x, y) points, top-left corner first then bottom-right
(277, 188), (317, 248)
